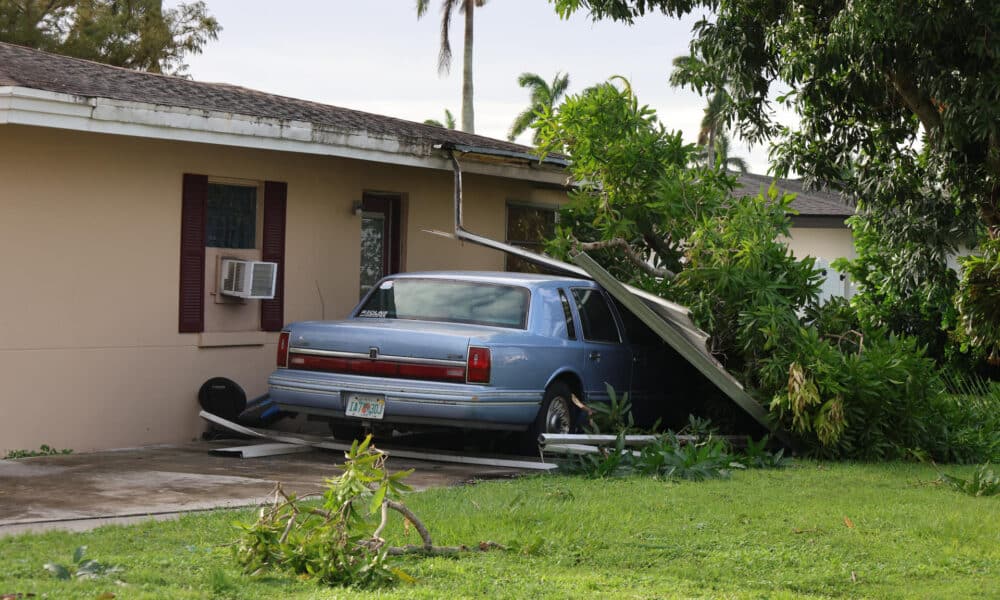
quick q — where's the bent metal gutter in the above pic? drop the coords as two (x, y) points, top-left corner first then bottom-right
(436, 145), (786, 442)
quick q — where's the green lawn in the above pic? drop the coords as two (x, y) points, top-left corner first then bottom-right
(1, 462), (997, 599)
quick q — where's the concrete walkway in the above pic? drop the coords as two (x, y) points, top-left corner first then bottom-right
(0, 441), (525, 537)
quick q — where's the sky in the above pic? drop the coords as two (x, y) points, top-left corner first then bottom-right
(176, 0), (783, 174)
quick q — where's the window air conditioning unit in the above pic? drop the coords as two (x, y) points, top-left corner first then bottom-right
(219, 259), (278, 300)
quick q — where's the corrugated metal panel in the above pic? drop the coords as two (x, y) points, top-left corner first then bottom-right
(439, 227), (778, 436)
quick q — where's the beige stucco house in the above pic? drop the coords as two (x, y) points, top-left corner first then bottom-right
(0, 42), (570, 453)
(0, 43), (857, 454)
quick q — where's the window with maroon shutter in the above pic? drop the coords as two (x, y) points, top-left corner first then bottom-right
(261, 181), (287, 331)
(178, 174), (207, 332)
(179, 174), (287, 334)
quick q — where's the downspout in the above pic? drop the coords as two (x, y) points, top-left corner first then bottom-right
(449, 150), (465, 232)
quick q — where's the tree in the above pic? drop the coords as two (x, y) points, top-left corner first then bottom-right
(536, 78), (993, 462)
(424, 109), (457, 129)
(507, 71), (570, 145)
(0, 0), (220, 75)
(416, 0), (488, 133)
(552, 0), (1000, 359)
(670, 54), (748, 173)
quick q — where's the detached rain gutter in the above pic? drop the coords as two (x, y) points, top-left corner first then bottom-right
(431, 144), (784, 441)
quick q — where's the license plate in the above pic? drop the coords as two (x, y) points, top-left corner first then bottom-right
(344, 393), (386, 420)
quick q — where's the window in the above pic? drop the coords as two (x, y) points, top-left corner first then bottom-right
(359, 193), (402, 298)
(505, 203), (556, 273)
(179, 174), (287, 334)
(571, 288), (621, 343)
(207, 183), (257, 249)
(558, 289), (577, 340)
(358, 279), (530, 329)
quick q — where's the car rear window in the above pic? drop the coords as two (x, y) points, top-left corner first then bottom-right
(357, 279), (530, 329)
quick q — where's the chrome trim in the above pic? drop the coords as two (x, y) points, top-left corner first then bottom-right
(289, 346), (466, 367)
(269, 388), (538, 407)
(269, 377), (540, 401)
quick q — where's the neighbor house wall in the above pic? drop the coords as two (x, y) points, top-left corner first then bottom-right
(785, 227), (856, 263)
(0, 125), (563, 452)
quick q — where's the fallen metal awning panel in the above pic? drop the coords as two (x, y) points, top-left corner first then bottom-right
(200, 411), (558, 471)
(570, 252), (774, 432)
(209, 442), (314, 459)
(439, 224), (775, 434)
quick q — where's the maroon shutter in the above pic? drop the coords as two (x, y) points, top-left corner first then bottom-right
(178, 174), (207, 333)
(261, 181), (287, 331)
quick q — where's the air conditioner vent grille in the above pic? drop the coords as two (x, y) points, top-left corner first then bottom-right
(219, 259), (278, 299)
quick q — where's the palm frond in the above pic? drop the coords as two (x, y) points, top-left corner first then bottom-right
(550, 72), (570, 100)
(507, 107), (537, 141)
(437, 0), (457, 74)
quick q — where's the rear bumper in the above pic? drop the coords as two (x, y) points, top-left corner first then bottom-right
(267, 369), (543, 430)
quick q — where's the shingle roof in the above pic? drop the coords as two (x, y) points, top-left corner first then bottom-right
(0, 41), (538, 158)
(736, 172), (854, 217)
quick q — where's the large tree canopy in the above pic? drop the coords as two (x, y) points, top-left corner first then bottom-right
(552, 0), (1000, 359)
(552, 0), (1000, 233)
(0, 0), (220, 75)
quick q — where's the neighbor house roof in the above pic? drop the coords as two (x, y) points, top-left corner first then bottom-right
(736, 172), (854, 226)
(0, 42), (564, 183)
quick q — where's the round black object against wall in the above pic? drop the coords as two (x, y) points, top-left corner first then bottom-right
(198, 377), (247, 421)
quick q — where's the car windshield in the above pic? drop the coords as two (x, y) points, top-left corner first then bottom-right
(357, 278), (530, 329)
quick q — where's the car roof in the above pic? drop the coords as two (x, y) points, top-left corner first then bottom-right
(386, 270), (594, 287)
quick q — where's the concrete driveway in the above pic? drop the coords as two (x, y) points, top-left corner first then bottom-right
(0, 441), (528, 537)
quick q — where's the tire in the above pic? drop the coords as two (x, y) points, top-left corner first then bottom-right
(328, 420), (365, 442)
(522, 381), (576, 453)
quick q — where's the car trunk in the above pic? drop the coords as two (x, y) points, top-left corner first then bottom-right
(285, 319), (501, 383)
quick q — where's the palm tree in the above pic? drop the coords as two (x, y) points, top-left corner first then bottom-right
(692, 131), (748, 173)
(507, 71), (570, 144)
(424, 109), (457, 129)
(416, 0), (488, 134)
(670, 54), (744, 170)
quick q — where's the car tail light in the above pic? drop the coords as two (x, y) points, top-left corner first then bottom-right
(276, 332), (290, 367)
(467, 346), (491, 384)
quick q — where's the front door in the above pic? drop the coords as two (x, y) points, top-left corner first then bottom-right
(360, 193), (401, 298)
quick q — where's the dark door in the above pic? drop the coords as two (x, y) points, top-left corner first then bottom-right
(570, 287), (632, 402)
(360, 193), (402, 298)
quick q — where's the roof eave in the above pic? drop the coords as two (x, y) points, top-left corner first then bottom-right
(0, 86), (567, 185)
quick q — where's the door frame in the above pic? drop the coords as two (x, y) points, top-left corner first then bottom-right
(361, 192), (402, 277)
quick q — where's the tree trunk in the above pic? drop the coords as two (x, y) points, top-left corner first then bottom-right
(461, 0), (475, 133)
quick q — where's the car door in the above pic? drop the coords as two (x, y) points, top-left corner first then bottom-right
(569, 287), (632, 403)
(612, 298), (669, 425)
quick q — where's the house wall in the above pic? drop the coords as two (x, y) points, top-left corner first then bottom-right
(784, 226), (857, 299)
(0, 125), (563, 452)
(785, 227), (856, 263)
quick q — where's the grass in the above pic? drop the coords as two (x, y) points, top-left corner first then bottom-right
(1, 462), (997, 599)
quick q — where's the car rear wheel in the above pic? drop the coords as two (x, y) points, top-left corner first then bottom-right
(522, 381), (575, 453)
(328, 420), (365, 442)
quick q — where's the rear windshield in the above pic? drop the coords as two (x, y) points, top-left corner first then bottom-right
(356, 279), (530, 329)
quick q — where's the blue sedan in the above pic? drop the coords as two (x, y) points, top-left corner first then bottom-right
(268, 271), (665, 439)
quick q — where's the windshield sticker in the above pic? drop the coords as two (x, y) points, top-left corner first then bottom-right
(379, 280), (394, 290)
(359, 309), (389, 318)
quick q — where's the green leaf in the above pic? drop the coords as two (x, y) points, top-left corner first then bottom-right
(73, 545), (87, 564)
(370, 484), (387, 515)
(44, 562), (71, 580)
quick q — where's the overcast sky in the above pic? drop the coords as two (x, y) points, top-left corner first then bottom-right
(177, 1), (780, 174)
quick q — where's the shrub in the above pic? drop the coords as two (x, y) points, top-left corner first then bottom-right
(938, 463), (1000, 497)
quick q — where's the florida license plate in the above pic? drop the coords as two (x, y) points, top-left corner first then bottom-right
(344, 393), (386, 420)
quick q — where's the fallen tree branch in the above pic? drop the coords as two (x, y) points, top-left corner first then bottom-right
(386, 500), (432, 549)
(573, 238), (675, 279)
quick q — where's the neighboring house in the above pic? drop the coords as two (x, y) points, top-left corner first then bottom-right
(736, 173), (856, 301)
(0, 42), (569, 453)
